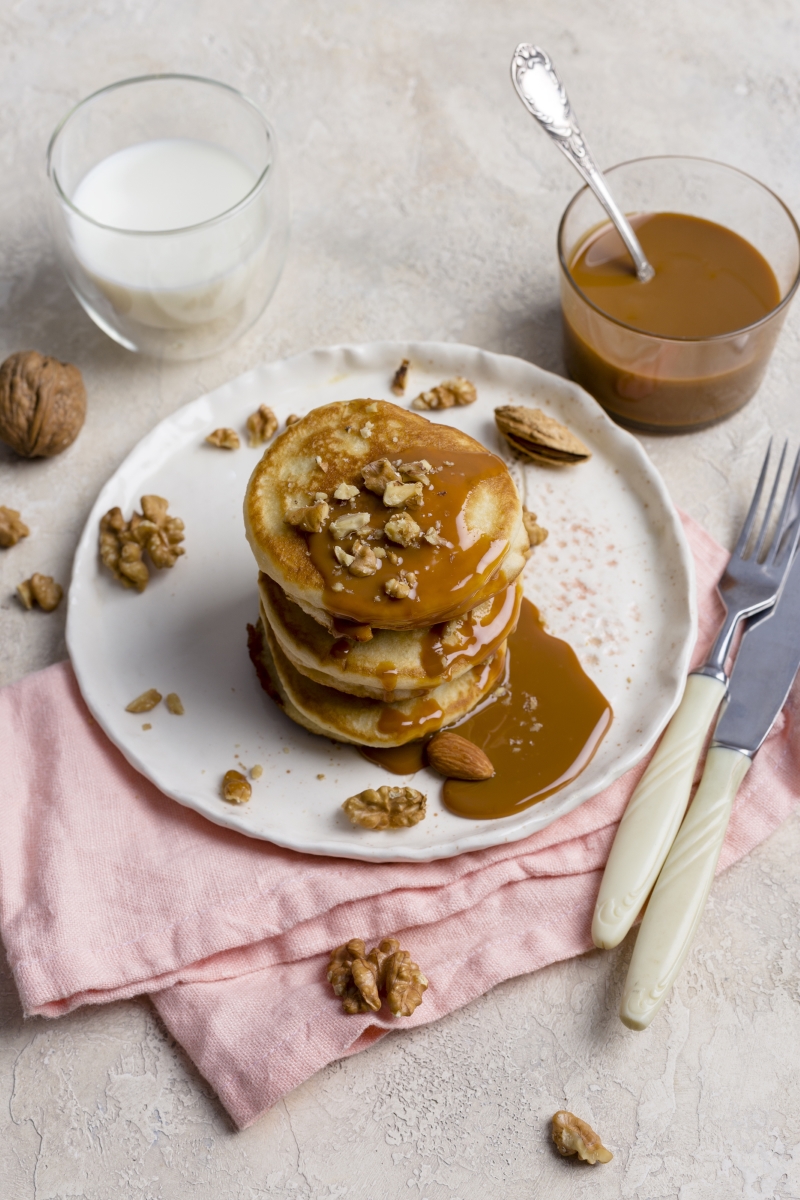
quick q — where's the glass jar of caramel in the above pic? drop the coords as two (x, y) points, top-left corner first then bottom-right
(558, 157), (800, 432)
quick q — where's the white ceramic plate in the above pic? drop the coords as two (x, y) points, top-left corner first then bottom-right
(67, 342), (696, 861)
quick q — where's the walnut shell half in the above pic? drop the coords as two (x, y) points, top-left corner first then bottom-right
(0, 351), (87, 458)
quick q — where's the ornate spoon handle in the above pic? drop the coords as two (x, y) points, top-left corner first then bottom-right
(511, 44), (655, 284)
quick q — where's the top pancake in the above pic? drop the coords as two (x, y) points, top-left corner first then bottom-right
(244, 399), (526, 630)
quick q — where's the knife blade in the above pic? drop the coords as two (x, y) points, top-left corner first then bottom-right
(619, 545), (800, 1030)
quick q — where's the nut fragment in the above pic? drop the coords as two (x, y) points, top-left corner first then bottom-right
(422, 526), (452, 548)
(99, 496), (185, 591)
(329, 511), (371, 539)
(206, 427), (240, 450)
(348, 539), (378, 577)
(522, 509), (549, 548)
(343, 784), (426, 829)
(126, 688), (162, 713)
(285, 501), (330, 533)
(0, 506), (30, 548)
(221, 769), (252, 804)
(362, 458), (402, 495)
(16, 573), (63, 612)
(383, 480), (423, 508)
(333, 482), (360, 501)
(552, 1111), (613, 1164)
(411, 376), (477, 411)
(0, 350), (87, 458)
(384, 576), (411, 599)
(165, 692), (184, 715)
(246, 404), (278, 447)
(334, 545), (355, 567)
(426, 731), (494, 780)
(495, 406), (591, 465)
(391, 358), (410, 394)
(383, 512), (421, 546)
(399, 460), (433, 486)
(250, 764), (263, 780)
(328, 936), (428, 1017)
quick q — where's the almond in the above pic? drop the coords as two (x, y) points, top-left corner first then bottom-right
(426, 731), (494, 780)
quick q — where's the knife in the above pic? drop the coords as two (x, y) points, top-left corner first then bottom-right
(618, 543), (800, 1030)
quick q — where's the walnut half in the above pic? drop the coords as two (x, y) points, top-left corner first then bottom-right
(246, 404), (278, 447)
(17, 573), (63, 612)
(327, 937), (428, 1016)
(343, 784), (426, 829)
(552, 1111), (613, 1164)
(0, 506), (30, 548)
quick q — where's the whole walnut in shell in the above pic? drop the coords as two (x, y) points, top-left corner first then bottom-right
(0, 351), (86, 458)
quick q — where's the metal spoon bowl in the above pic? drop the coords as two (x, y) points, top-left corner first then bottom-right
(511, 44), (655, 284)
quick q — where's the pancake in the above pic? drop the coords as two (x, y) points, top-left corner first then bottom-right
(259, 571), (522, 700)
(250, 608), (508, 747)
(244, 399), (527, 631)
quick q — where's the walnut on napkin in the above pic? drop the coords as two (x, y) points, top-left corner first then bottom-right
(99, 495), (185, 592)
(327, 937), (428, 1016)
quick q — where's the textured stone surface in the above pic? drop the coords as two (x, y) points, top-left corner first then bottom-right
(2, 0), (800, 1195)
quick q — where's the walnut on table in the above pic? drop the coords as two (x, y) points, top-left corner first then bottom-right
(552, 1111), (613, 1164)
(343, 784), (426, 829)
(0, 505), (30, 547)
(0, 350), (86, 458)
(246, 404), (278, 447)
(99, 495), (185, 592)
(411, 376), (476, 411)
(327, 936), (428, 1016)
(17, 573), (63, 612)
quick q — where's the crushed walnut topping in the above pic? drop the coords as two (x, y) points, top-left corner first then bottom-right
(206, 427), (240, 450)
(315, 455), (328, 471)
(285, 501), (330, 533)
(165, 692), (184, 715)
(384, 512), (421, 547)
(552, 1112), (613, 1164)
(286, 413), (301, 426)
(411, 376), (477, 410)
(334, 545), (354, 567)
(221, 769), (251, 804)
(314, 491), (328, 502)
(360, 421), (374, 438)
(328, 936), (428, 1017)
(522, 508), (549, 548)
(99, 496), (185, 592)
(331, 581), (345, 592)
(343, 785), (426, 829)
(391, 358), (410, 394)
(373, 545), (387, 559)
(333, 482), (360, 501)
(384, 576), (411, 599)
(399, 460), (433, 486)
(362, 458), (401, 495)
(17, 573), (63, 612)
(348, 539), (378, 577)
(383, 480), (423, 508)
(246, 404), (278, 447)
(0, 506), (29, 548)
(126, 688), (162, 713)
(329, 511), (370, 539)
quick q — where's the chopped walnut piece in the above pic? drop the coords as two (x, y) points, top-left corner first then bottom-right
(126, 688), (162, 713)
(362, 458), (401, 495)
(373, 545), (387, 559)
(206, 427), (240, 450)
(99, 496), (185, 591)
(422, 525), (452, 548)
(328, 936), (428, 1017)
(329, 511), (370, 539)
(384, 576), (411, 599)
(399, 460), (433, 486)
(165, 692), (184, 715)
(391, 358), (409, 394)
(16, 573), (63, 612)
(383, 480), (423, 508)
(343, 785), (426, 829)
(523, 509), (549, 548)
(221, 769), (251, 804)
(384, 512), (421, 547)
(286, 413), (301, 426)
(327, 939), (382, 1013)
(552, 1112), (613, 1164)
(411, 376), (477, 410)
(285, 501), (330, 533)
(334, 545), (355, 567)
(383, 948), (429, 1016)
(246, 404), (278, 447)
(348, 539), (378, 577)
(250, 764), (263, 780)
(0, 506), (30, 548)
(333, 482), (360, 501)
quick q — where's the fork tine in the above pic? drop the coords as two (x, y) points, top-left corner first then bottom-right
(731, 439), (772, 561)
(753, 439), (788, 560)
(768, 446), (800, 566)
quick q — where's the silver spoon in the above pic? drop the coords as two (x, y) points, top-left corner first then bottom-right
(511, 44), (655, 284)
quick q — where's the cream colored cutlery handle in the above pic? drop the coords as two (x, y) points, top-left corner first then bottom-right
(619, 745), (751, 1030)
(592, 673), (726, 950)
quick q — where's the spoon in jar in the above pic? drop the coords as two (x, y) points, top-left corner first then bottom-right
(511, 44), (655, 283)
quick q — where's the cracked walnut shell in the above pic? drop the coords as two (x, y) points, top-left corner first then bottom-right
(327, 937), (428, 1016)
(99, 495), (185, 592)
(0, 350), (87, 458)
(343, 785), (426, 829)
(552, 1111), (613, 1164)
(0, 506), (30, 548)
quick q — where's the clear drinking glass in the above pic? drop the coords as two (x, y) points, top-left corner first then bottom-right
(46, 74), (289, 361)
(558, 157), (800, 432)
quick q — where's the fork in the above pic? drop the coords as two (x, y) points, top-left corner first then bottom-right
(592, 441), (800, 951)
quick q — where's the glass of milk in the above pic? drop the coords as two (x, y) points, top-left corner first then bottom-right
(46, 74), (289, 360)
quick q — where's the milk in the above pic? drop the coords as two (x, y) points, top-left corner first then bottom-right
(67, 138), (268, 333)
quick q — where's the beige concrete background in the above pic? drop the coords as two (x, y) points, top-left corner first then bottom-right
(2, 1), (800, 1196)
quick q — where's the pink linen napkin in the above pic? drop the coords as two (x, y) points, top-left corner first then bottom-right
(2, 512), (799, 1129)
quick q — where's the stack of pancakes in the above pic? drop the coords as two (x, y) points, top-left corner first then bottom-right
(243, 399), (530, 748)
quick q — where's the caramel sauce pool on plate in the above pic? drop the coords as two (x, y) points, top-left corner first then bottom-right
(361, 598), (612, 819)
